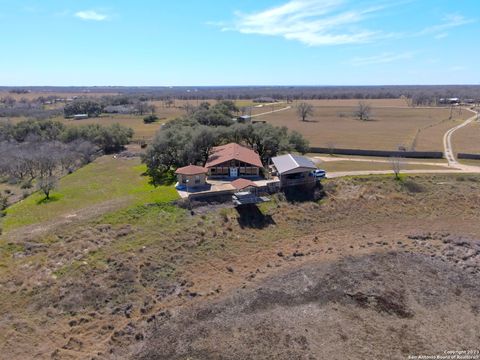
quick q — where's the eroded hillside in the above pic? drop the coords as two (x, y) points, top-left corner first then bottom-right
(1, 172), (479, 359)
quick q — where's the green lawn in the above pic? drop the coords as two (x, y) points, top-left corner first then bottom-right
(1, 156), (178, 232)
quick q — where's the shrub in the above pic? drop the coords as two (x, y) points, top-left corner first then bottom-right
(402, 179), (425, 193)
(0, 194), (8, 211)
(143, 115), (159, 124)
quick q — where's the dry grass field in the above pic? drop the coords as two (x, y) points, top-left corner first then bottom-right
(452, 119), (480, 154)
(256, 101), (470, 151)
(3, 91), (476, 153)
(319, 160), (452, 173)
(296, 98), (409, 107)
(0, 90), (119, 101)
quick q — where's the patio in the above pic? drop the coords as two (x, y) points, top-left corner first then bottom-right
(176, 177), (280, 199)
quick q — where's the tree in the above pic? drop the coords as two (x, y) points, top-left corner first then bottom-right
(143, 115), (159, 124)
(193, 108), (233, 127)
(289, 131), (310, 154)
(390, 157), (404, 180)
(355, 101), (371, 121)
(142, 124), (194, 185)
(134, 102), (155, 116)
(64, 99), (103, 117)
(182, 103), (196, 116)
(62, 123), (133, 153)
(188, 126), (219, 165)
(37, 175), (57, 200)
(216, 100), (239, 114)
(296, 102), (314, 121)
(142, 111), (310, 185)
(326, 142), (336, 156)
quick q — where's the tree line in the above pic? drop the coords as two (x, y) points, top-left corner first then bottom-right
(0, 119), (134, 200)
(0, 139), (97, 199)
(0, 119), (133, 153)
(64, 98), (156, 117)
(142, 100), (309, 184)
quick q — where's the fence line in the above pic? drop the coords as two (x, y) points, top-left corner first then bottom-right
(309, 147), (444, 159)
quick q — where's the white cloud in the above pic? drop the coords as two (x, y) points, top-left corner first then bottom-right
(349, 52), (413, 66)
(219, 1), (475, 46)
(419, 14), (474, 36)
(434, 33), (448, 39)
(75, 10), (108, 21)
(223, 0), (394, 46)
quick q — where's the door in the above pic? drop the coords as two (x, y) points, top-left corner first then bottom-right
(230, 167), (238, 177)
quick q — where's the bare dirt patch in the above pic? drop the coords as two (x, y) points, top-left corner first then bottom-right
(135, 251), (480, 360)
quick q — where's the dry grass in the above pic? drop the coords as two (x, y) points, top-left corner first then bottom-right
(256, 104), (470, 151)
(452, 120), (480, 154)
(308, 154), (448, 163)
(1, 174), (480, 358)
(0, 91), (119, 101)
(320, 160), (452, 173)
(297, 98), (409, 107)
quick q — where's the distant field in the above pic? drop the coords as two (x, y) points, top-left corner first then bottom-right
(256, 102), (470, 151)
(0, 91), (119, 101)
(319, 160), (452, 173)
(2, 92), (474, 151)
(298, 98), (409, 107)
(452, 119), (480, 154)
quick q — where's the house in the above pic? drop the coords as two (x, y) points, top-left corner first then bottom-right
(175, 165), (208, 189)
(73, 114), (89, 120)
(231, 178), (270, 206)
(253, 97), (276, 103)
(231, 178), (258, 192)
(205, 143), (263, 178)
(237, 115), (252, 123)
(271, 154), (317, 188)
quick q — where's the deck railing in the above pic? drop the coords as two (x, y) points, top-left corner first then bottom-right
(281, 177), (316, 187)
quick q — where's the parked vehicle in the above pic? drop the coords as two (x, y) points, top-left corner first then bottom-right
(312, 169), (326, 179)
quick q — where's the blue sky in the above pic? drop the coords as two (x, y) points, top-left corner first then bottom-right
(0, 0), (478, 86)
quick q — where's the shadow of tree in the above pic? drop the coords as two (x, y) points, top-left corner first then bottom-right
(36, 194), (61, 205)
(283, 184), (325, 203)
(236, 205), (275, 229)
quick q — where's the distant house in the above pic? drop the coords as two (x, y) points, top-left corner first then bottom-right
(253, 97), (276, 103)
(175, 165), (208, 189)
(440, 98), (460, 105)
(447, 98), (460, 105)
(205, 143), (263, 178)
(73, 114), (89, 120)
(237, 115), (252, 123)
(271, 154), (317, 188)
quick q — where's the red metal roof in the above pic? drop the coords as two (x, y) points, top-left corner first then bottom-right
(205, 143), (263, 168)
(231, 178), (258, 190)
(175, 165), (208, 175)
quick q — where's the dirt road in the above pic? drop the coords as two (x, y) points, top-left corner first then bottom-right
(251, 105), (291, 118)
(443, 108), (478, 168)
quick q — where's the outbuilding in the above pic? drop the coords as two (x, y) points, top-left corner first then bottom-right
(271, 154), (317, 188)
(175, 165), (208, 190)
(73, 114), (89, 120)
